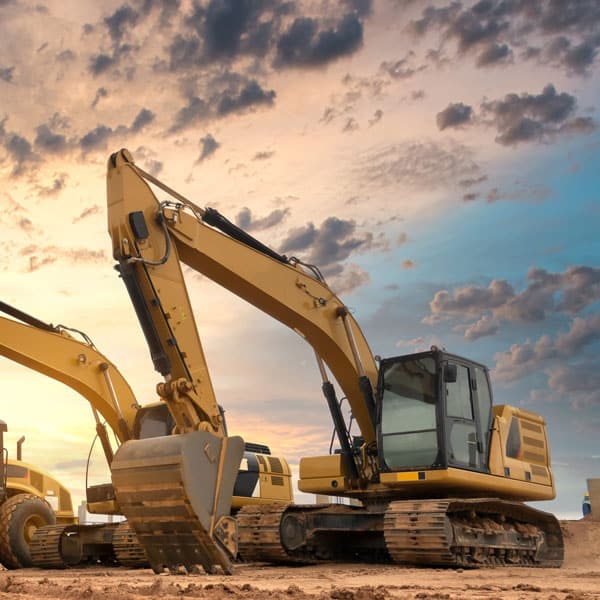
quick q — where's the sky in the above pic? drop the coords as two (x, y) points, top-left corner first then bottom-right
(0, 0), (599, 519)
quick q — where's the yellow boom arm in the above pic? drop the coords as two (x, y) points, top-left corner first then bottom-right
(0, 312), (137, 443)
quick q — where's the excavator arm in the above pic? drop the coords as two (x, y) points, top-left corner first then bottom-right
(0, 303), (137, 445)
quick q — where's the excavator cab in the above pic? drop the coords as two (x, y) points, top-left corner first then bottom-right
(376, 348), (555, 501)
(377, 349), (492, 475)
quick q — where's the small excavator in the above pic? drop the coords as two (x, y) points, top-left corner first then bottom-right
(0, 301), (292, 568)
(105, 148), (564, 572)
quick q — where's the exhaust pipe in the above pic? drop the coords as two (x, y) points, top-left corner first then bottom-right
(16, 436), (25, 461)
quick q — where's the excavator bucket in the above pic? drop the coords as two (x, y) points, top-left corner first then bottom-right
(111, 431), (244, 574)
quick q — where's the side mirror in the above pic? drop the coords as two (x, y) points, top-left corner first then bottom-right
(444, 363), (457, 383)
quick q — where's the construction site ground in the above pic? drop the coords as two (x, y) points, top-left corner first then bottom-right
(0, 519), (598, 600)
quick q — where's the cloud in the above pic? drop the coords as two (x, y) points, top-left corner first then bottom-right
(189, 0), (274, 60)
(20, 245), (108, 272)
(545, 362), (600, 409)
(279, 217), (377, 276)
(56, 49), (76, 62)
(411, 1), (600, 75)
(459, 175), (488, 188)
(355, 139), (480, 191)
(443, 84), (596, 146)
(476, 42), (512, 66)
(91, 87), (108, 109)
(429, 279), (514, 319)
(463, 315), (500, 341)
(104, 4), (139, 43)
(78, 109), (154, 152)
(0, 119), (38, 176)
(328, 263), (370, 295)
(37, 174), (67, 197)
(395, 335), (445, 353)
(555, 266), (600, 312)
(275, 13), (363, 68)
(137, 0), (181, 26)
(169, 96), (208, 132)
(160, 2), (368, 75)
(0, 66), (14, 82)
(79, 124), (113, 152)
(426, 265), (600, 334)
(252, 150), (274, 160)
(343, 0), (372, 17)
(197, 133), (219, 162)
(17, 217), (34, 234)
(368, 109), (383, 126)
(34, 124), (68, 154)
(480, 84), (595, 145)
(132, 145), (164, 176)
(379, 51), (426, 79)
(319, 72), (388, 127)
(169, 79), (275, 132)
(89, 53), (119, 76)
(130, 108), (155, 132)
(436, 102), (473, 130)
(73, 204), (101, 223)
(235, 207), (290, 231)
(342, 117), (359, 132)
(494, 313), (600, 382)
(166, 34), (202, 70)
(217, 80), (276, 116)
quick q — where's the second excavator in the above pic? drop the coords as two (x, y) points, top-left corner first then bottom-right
(0, 300), (292, 569)
(106, 148), (563, 573)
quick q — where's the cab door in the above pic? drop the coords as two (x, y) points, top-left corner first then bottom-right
(443, 361), (489, 472)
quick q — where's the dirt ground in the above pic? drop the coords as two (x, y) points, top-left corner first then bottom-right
(0, 519), (598, 600)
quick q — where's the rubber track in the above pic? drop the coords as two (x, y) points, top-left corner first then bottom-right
(237, 504), (293, 563)
(384, 500), (455, 566)
(113, 522), (149, 568)
(30, 525), (67, 568)
(384, 498), (563, 568)
(238, 499), (563, 569)
(238, 503), (334, 564)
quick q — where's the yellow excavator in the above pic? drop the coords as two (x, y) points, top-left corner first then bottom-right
(105, 148), (563, 572)
(0, 415), (76, 569)
(0, 301), (292, 568)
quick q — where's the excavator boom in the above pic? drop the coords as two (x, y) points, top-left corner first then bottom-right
(107, 150), (244, 574)
(0, 306), (136, 443)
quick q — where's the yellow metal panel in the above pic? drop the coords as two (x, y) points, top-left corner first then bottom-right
(379, 467), (554, 501)
(299, 454), (346, 479)
(587, 478), (600, 517)
(298, 476), (346, 495)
